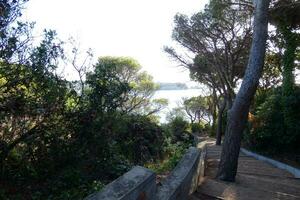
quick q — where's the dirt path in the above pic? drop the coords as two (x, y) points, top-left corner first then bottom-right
(190, 144), (300, 200)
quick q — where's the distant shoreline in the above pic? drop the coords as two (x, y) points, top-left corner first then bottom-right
(157, 82), (201, 90)
(156, 88), (201, 91)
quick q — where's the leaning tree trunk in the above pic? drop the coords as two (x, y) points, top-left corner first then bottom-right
(216, 0), (270, 182)
(216, 99), (226, 145)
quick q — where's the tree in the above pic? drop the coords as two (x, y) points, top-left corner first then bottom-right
(86, 57), (131, 113)
(217, 0), (271, 182)
(86, 56), (167, 116)
(0, 30), (66, 167)
(269, 0), (300, 137)
(68, 37), (94, 99)
(165, 0), (253, 145)
(0, 0), (35, 64)
(166, 107), (187, 123)
(182, 96), (211, 124)
(216, 97), (226, 145)
(1, 2), (174, 199)
(259, 53), (282, 90)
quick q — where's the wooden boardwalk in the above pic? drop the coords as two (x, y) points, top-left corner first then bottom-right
(190, 143), (300, 200)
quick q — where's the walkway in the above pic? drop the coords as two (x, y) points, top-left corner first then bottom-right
(190, 143), (300, 200)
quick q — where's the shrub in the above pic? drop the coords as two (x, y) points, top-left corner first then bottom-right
(191, 122), (204, 134)
(245, 87), (300, 155)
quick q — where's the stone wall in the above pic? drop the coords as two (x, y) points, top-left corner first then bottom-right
(84, 166), (157, 200)
(156, 147), (202, 200)
(84, 143), (208, 200)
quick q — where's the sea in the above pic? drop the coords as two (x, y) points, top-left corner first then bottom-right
(153, 89), (204, 123)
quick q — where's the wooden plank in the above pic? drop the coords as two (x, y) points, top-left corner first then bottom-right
(194, 144), (300, 200)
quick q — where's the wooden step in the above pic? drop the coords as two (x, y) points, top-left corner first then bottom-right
(197, 178), (300, 200)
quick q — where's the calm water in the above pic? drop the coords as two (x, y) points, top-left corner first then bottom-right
(153, 89), (203, 122)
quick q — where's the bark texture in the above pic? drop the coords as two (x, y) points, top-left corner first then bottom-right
(216, 0), (271, 182)
(216, 99), (226, 145)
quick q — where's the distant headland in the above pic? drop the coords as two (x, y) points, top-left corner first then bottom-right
(157, 82), (201, 90)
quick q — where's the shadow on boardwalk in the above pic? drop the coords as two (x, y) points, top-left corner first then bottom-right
(190, 142), (300, 200)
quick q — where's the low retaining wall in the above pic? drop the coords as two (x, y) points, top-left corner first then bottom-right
(84, 166), (157, 200)
(85, 143), (208, 200)
(156, 147), (201, 200)
(241, 148), (300, 178)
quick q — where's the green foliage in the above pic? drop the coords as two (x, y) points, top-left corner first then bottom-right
(114, 114), (164, 164)
(191, 122), (204, 134)
(0, 1), (216, 199)
(259, 53), (282, 90)
(165, 0), (252, 100)
(268, 0), (300, 150)
(0, 28), (172, 200)
(0, 30), (67, 169)
(165, 95), (214, 135)
(183, 96), (211, 124)
(242, 0), (300, 168)
(146, 142), (189, 174)
(0, 25), (180, 200)
(146, 119), (194, 174)
(245, 87), (300, 155)
(86, 56), (166, 115)
(166, 107), (186, 122)
(86, 57), (131, 112)
(168, 117), (190, 139)
(0, 0), (31, 62)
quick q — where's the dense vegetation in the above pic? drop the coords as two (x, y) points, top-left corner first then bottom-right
(166, 0), (300, 180)
(0, 1), (195, 199)
(245, 86), (300, 158)
(1, 0), (299, 197)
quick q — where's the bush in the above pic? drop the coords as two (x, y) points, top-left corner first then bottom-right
(168, 116), (193, 143)
(145, 142), (188, 174)
(191, 123), (204, 134)
(245, 87), (300, 155)
(115, 114), (164, 164)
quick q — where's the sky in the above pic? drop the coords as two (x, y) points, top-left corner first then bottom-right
(22, 0), (209, 83)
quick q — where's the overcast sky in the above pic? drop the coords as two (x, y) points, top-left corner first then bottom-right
(23, 0), (208, 83)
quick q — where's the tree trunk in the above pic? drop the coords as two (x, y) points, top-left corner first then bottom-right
(226, 91), (234, 110)
(216, 99), (226, 145)
(212, 108), (217, 136)
(211, 88), (218, 136)
(216, 0), (270, 182)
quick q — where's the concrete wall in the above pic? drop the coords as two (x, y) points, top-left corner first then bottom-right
(84, 143), (208, 200)
(84, 166), (157, 200)
(241, 148), (300, 178)
(156, 146), (206, 200)
(84, 142), (299, 200)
